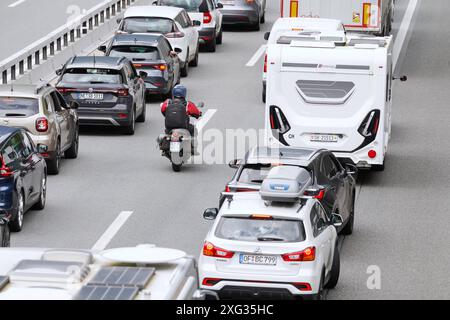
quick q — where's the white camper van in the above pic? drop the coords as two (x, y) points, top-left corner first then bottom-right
(0, 245), (217, 300)
(279, 0), (395, 36)
(265, 31), (396, 171)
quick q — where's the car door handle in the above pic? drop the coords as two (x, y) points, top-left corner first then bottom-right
(330, 186), (336, 192)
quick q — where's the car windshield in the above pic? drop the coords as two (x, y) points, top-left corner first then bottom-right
(237, 164), (310, 184)
(0, 97), (39, 117)
(159, 0), (206, 12)
(109, 46), (160, 61)
(215, 217), (306, 243)
(122, 17), (175, 34)
(61, 68), (123, 84)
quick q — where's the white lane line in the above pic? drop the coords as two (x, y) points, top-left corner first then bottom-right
(196, 109), (217, 132)
(393, 0), (419, 68)
(8, 0), (26, 8)
(91, 211), (133, 251)
(246, 45), (267, 67)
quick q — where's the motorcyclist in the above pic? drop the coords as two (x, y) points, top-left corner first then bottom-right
(161, 84), (202, 154)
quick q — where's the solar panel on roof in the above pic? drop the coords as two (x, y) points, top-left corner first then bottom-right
(75, 285), (138, 300)
(88, 267), (155, 289)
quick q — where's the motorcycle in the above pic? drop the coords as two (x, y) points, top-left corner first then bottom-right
(157, 102), (204, 172)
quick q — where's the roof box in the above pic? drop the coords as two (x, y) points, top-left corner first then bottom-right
(260, 166), (312, 203)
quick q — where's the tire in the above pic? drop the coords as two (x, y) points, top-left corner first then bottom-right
(136, 96), (146, 123)
(260, 13), (265, 24)
(47, 140), (61, 175)
(340, 195), (355, 235)
(1, 224), (10, 247)
(64, 126), (79, 159)
(262, 83), (266, 103)
(124, 108), (136, 135)
(325, 246), (340, 289)
(216, 29), (223, 45)
(313, 272), (325, 300)
(205, 34), (216, 52)
(9, 190), (24, 232)
(189, 46), (199, 66)
(32, 174), (47, 211)
(181, 58), (189, 77)
(252, 20), (260, 31)
(172, 163), (182, 172)
(372, 163), (385, 172)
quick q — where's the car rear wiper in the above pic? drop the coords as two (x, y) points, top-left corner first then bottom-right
(132, 58), (146, 61)
(257, 236), (286, 242)
(251, 180), (264, 183)
(89, 81), (108, 84)
(4, 113), (27, 117)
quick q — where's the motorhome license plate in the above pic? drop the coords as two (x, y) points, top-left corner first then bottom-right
(240, 254), (277, 266)
(310, 134), (339, 143)
(79, 93), (103, 100)
(170, 142), (181, 152)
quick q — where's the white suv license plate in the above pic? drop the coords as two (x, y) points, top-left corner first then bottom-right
(79, 93), (104, 100)
(240, 254), (277, 266)
(170, 142), (181, 153)
(310, 134), (339, 143)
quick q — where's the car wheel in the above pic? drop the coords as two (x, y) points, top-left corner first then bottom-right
(313, 272), (325, 300)
(181, 57), (189, 77)
(325, 246), (340, 289)
(340, 196), (355, 235)
(216, 29), (223, 45)
(372, 163), (385, 171)
(1, 223), (10, 247)
(64, 126), (79, 159)
(252, 19), (261, 31)
(189, 45), (199, 66)
(172, 163), (182, 172)
(260, 13), (265, 24)
(205, 34), (216, 52)
(47, 140), (61, 175)
(136, 96), (146, 123)
(33, 174), (47, 211)
(124, 108), (136, 135)
(9, 190), (24, 232)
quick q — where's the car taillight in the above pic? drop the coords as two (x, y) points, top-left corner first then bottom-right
(358, 110), (380, 138)
(269, 106), (291, 134)
(246, 0), (255, 3)
(224, 186), (230, 192)
(165, 32), (185, 38)
(304, 188), (325, 201)
(293, 283), (312, 291)
(153, 64), (167, 71)
(0, 156), (13, 177)
(203, 11), (212, 24)
(134, 63), (167, 71)
(203, 242), (234, 259)
(56, 87), (76, 94)
(116, 88), (129, 97)
(36, 117), (49, 132)
(282, 247), (316, 262)
(202, 278), (222, 286)
(368, 150), (377, 159)
(263, 53), (267, 73)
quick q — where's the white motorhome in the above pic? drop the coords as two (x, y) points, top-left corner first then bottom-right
(265, 31), (395, 170)
(279, 0), (394, 36)
(0, 245), (216, 300)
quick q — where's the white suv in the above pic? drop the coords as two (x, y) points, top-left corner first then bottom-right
(156, 0), (224, 52)
(119, 6), (200, 77)
(198, 167), (342, 300)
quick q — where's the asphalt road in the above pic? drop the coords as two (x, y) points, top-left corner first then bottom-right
(9, 0), (450, 299)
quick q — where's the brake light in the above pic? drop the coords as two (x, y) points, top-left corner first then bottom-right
(202, 278), (222, 286)
(203, 242), (234, 258)
(304, 188), (325, 201)
(57, 87), (75, 94)
(134, 63), (167, 71)
(263, 53), (267, 73)
(165, 32), (185, 38)
(293, 283), (312, 291)
(358, 110), (380, 138)
(251, 214), (273, 220)
(0, 156), (13, 177)
(368, 150), (377, 159)
(246, 0), (255, 3)
(282, 247), (316, 262)
(116, 88), (129, 97)
(203, 11), (212, 24)
(36, 117), (49, 132)
(224, 186), (230, 192)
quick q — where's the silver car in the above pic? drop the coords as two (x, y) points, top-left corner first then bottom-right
(219, 0), (266, 30)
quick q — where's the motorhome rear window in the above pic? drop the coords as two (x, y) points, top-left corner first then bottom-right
(277, 36), (315, 44)
(296, 80), (355, 102)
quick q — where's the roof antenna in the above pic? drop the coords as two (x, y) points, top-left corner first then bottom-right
(93, 53), (96, 68)
(10, 80), (14, 92)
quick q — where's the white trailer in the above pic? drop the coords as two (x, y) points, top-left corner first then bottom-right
(265, 31), (398, 170)
(279, 0), (395, 35)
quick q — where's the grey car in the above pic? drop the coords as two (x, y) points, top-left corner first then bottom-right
(219, 0), (266, 30)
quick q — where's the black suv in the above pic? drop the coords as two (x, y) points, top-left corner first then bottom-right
(99, 34), (181, 100)
(56, 56), (147, 135)
(225, 146), (357, 235)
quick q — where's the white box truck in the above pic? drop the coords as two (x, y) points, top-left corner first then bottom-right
(279, 0), (395, 35)
(264, 31), (401, 171)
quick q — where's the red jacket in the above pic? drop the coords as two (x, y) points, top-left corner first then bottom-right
(161, 99), (202, 119)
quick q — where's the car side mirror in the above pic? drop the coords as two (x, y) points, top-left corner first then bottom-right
(216, 3), (224, 8)
(228, 159), (241, 169)
(69, 101), (79, 109)
(264, 32), (270, 41)
(152, 1), (158, 5)
(197, 102), (204, 109)
(116, 18), (122, 24)
(393, 75), (408, 82)
(139, 71), (148, 78)
(203, 208), (219, 220)
(193, 20), (201, 26)
(98, 45), (107, 53)
(331, 213), (343, 228)
(55, 68), (63, 76)
(174, 47), (183, 54)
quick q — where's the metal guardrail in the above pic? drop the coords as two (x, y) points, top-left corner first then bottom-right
(0, 0), (140, 84)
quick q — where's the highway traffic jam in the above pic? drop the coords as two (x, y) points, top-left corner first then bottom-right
(0, 0), (414, 300)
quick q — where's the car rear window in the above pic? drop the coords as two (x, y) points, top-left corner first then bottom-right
(122, 17), (175, 34)
(159, 0), (206, 12)
(109, 46), (160, 61)
(215, 217), (306, 243)
(61, 68), (123, 84)
(237, 164), (311, 184)
(0, 97), (39, 117)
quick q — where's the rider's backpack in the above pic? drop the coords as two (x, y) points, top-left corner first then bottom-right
(165, 99), (189, 131)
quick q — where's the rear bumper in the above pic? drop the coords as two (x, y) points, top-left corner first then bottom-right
(221, 9), (259, 25)
(198, 27), (216, 44)
(143, 78), (170, 95)
(205, 286), (317, 300)
(78, 107), (132, 127)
